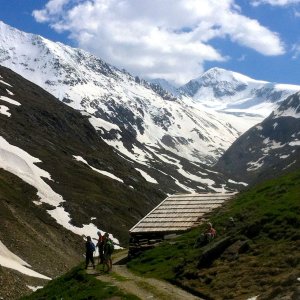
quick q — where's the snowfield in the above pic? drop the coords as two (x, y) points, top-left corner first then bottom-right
(0, 240), (51, 280)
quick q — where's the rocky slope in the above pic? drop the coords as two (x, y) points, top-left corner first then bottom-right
(216, 92), (300, 184)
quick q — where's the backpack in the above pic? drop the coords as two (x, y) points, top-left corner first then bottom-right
(86, 241), (96, 252)
(106, 240), (114, 254)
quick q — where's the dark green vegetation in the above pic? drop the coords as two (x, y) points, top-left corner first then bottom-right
(20, 265), (139, 300)
(128, 169), (300, 299)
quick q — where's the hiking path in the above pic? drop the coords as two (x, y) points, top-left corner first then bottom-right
(86, 250), (202, 300)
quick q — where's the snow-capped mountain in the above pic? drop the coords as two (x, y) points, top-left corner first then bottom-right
(0, 21), (249, 193)
(179, 67), (300, 119)
(216, 92), (300, 184)
(148, 78), (180, 97)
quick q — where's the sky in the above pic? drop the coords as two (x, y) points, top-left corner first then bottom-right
(0, 0), (300, 86)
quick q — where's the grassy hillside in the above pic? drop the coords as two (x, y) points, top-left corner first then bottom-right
(128, 169), (300, 299)
(20, 265), (139, 300)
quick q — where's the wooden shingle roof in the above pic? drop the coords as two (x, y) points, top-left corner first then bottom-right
(130, 193), (236, 234)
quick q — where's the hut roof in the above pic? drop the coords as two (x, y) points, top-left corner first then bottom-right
(129, 193), (236, 234)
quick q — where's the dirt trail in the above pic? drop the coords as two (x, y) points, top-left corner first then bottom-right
(87, 250), (202, 300)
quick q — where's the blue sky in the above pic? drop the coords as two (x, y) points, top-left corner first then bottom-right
(0, 0), (300, 85)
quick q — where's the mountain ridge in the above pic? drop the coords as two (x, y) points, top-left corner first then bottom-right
(0, 21), (251, 193)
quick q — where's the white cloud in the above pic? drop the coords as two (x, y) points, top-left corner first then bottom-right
(33, 0), (70, 22)
(291, 43), (300, 59)
(33, 0), (285, 84)
(251, 0), (300, 6)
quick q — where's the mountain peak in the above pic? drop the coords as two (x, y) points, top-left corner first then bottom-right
(179, 66), (299, 109)
(179, 67), (259, 99)
(197, 67), (263, 85)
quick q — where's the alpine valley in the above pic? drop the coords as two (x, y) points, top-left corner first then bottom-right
(0, 20), (300, 299)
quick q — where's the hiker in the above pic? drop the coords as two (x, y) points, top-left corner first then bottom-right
(85, 236), (96, 269)
(205, 222), (216, 241)
(103, 232), (114, 272)
(226, 217), (235, 230)
(194, 222), (217, 248)
(96, 231), (104, 265)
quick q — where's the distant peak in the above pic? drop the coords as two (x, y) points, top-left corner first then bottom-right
(197, 67), (265, 85)
(204, 67), (228, 74)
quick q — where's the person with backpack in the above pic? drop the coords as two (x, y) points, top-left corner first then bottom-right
(96, 231), (104, 265)
(85, 236), (96, 269)
(103, 232), (114, 272)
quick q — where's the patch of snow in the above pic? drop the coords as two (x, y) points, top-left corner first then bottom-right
(247, 156), (266, 171)
(263, 138), (269, 144)
(279, 154), (290, 159)
(0, 95), (21, 106)
(89, 116), (121, 132)
(6, 89), (14, 96)
(106, 140), (149, 166)
(273, 122), (278, 129)
(0, 136), (63, 207)
(177, 167), (215, 185)
(289, 140), (300, 146)
(262, 139), (285, 155)
(209, 184), (228, 193)
(0, 79), (12, 87)
(27, 285), (43, 291)
(73, 155), (123, 183)
(228, 179), (248, 186)
(95, 170), (124, 183)
(247, 296), (258, 300)
(48, 207), (116, 243)
(151, 150), (179, 165)
(283, 160), (296, 170)
(0, 105), (10, 117)
(135, 168), (158, 184)
(171, 176), (195, 193)
(275, 83), (300, 91)
(0, 240), (51, 280)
